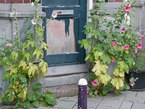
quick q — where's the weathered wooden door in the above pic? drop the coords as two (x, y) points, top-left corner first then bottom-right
(42, 0), (87, 66)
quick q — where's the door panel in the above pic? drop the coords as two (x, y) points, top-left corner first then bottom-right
(46, 18), (76, 54)
(42, 0), (87, 66)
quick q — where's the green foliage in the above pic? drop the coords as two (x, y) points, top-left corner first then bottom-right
(16, 83), (56, 108)
(80, 0), (144, 95)
(131, 51), (145, 72)
(0, 0), (55, 108)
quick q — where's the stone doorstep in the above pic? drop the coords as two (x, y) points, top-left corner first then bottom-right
(44, 84), (78, 98)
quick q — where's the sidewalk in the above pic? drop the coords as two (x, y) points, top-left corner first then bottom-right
(1, 91), (145, 109)
(45, 91), (145, 109)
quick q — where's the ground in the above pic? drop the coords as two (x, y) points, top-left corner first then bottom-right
(1, 91), (145, 109)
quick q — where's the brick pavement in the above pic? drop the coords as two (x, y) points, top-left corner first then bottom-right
(1, 91), (145, 109)
(45, 91), (145, 109)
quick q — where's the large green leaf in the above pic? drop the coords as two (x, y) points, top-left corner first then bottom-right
(32, 83), (43, 91)
(27, 92), (37, 101)
(19, 60), (27, 71)
(22, 101), (30, 109)
(33, 101), (40, 108)
(27, 63), (38, 77)
(10, 51), (18, 60)
(100, 53), (111, 64)
(39, 60), (48, 77)
(111, 77), (124, 90)
(44, 92), (56, 106)
(33, 49), (43, 60)
(79, 38), (91, 49)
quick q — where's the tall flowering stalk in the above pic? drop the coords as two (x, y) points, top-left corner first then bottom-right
(0, 0), (55, 108)
(80, 0), (144, 95)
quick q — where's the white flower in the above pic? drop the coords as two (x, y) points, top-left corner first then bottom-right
(31, 2), (34, 6)
(13, 32), (16, 35)
(51, 11), (58, 19)
(6, 43), (12, 47)
(124, 0), (128, 2)
(124, 13), (130, 25)
(31, 19), (37, 25)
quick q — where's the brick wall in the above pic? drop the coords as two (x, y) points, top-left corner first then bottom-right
(0, 0), (31, 3)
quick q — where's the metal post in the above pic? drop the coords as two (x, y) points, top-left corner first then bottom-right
(78, 78), (88, 109)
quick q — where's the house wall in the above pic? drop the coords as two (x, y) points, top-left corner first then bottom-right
(0, 3), (45, 91)
(0, 0), (31, 3)
(0, 1), (89, 96)
(0, 0), (145, 96)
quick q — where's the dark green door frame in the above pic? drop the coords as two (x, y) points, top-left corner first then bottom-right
(42, 0), (87, 66)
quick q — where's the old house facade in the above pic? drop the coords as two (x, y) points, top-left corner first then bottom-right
(0, 0), (145, 96)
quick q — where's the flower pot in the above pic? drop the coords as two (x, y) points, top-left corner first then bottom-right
(126, 72), (145, 91)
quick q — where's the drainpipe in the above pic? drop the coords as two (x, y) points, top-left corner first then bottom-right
(87, 0), (93, 22)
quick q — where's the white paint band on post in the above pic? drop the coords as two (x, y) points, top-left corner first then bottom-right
(78, 78), (88, 109)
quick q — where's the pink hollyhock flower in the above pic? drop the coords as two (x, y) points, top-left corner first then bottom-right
(31, 19), (37, 25)
(130, 82), (135, 87)
(124, 45), (130, 50)
(91, 80), (98, 87)
(87, 90), (90, 94)
(139, 35), (145, 40)
(124, 4), (132, 12)
(111, 41), (116, 46)
(111, 58), (115, 63)
(6, 43), (12, 47)
(120, 28), (126, 33)
(137, 42), (143, 49)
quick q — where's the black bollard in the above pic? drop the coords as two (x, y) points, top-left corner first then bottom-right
(78, 78), (88, 109)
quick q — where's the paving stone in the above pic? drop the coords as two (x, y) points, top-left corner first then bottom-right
(72, 105), (94, 109)
(58, 96), (78, 102)
(53, 100), (76, 109)
(123, 91), (138, 98)
(124, 96), (145, 104)
(88, 96), (104, 108)
(102, 93), (125, 101)
(97, 101), (121, 109)
(136, 91), (145, 97)
(31, 107), (56, 109)
(120, 102), (133, 109)
(96, 105), (119, 109)
(132, 103), (145, 109)
(97, 94), (125, 109)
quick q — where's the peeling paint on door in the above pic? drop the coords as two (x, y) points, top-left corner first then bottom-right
(46, 18), (76, 54)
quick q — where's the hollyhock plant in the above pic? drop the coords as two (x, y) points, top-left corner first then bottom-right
(129, 77), (138, 87)
(6, 43), (12, 47)
(111, 41), (116, 46)
(120, 28), (126, 33)
(130, 82), (135, 87)
(124, 13), (130, 25)
(31, 18), (37, 25)
(137, 42), (143, 49)
(0, 0), (54, 108)
(79, 0), (144, 95)
(139, 35), (145, 40)
(111, 58), (115, 63)
(91, 80), (98, 87)
(124, 45), (130, 50)
(87, 90), (90, 94)
(124, 4), (132, 12)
